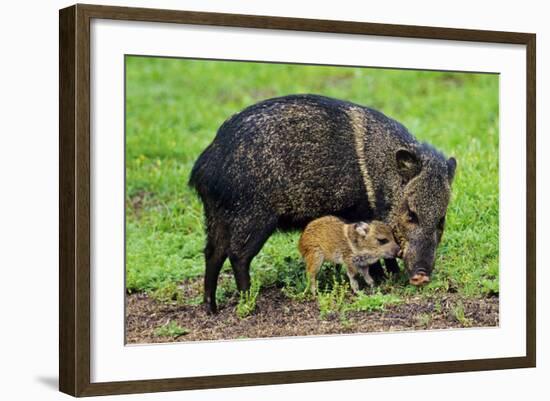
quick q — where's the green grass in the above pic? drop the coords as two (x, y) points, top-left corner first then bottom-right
(153, 321), (190, 339)
(150, 282), (184, 304)
(348, 291), (403, 313)
(318, 279), (349, 321)
(125, 56), (499, 310)
(450, 301), (473, 327)
(317, 282), (403, 321)
(235, 277), (261, 319)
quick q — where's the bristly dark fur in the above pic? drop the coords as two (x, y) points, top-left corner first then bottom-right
(189, 94), (456, 313)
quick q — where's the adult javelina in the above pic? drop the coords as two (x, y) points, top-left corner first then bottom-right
(190, 94), (456, 313)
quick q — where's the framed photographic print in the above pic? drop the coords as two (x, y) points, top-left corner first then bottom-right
(59, 3), (536, 397)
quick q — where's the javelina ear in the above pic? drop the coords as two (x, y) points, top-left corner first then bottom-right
(396, 149), (421, 182)
(447, 157), (457, 184)
(354, 222), (369, 237)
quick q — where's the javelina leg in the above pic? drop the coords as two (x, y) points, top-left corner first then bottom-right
(229, 255), (252, 293)
(303, 250), (323, 296)
(384, 258), (401, 276)
(344, 268), (361, 294)
(229, 219), (277, 293)
(358, 265), (375, 287)
(343, 258), (361, 293)
(203, 238), (227, 314)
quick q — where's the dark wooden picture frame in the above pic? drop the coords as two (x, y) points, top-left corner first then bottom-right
(59, 3), (536, 397)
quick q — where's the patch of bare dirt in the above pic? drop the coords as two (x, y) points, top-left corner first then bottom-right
(126, 190), (155, 217)
(126, 285), (499, 344)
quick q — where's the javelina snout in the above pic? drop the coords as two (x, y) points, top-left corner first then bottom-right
(410, 273), (430, 286)
(402, 256), (433, 286)
(400, 236), (436, 285)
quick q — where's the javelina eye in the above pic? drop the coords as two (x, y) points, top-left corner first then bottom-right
(378, 238), (389, 245)
(407, 209), (418, 224)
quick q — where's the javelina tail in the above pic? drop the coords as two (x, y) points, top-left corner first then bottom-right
(188, 144), (232, 208)
(188, 144), (213, 190)
(188, 157), (202, 189)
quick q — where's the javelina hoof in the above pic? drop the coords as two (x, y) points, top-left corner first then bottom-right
(204, 300), (218, 315)
(409, 273), (430, 286)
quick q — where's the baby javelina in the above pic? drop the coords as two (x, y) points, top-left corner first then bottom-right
(298, 216), (400, 295)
